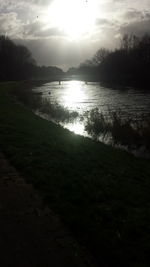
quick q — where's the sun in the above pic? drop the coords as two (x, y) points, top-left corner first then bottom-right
(46, 0), (96, 40)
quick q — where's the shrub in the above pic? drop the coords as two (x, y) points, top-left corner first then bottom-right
(85, 108), (150, 152)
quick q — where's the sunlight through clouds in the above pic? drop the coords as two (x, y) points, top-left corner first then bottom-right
(0, 0), (150, 68)
(45, 0), (97, 40)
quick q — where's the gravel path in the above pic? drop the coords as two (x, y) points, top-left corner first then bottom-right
(0, 152), (95, 267)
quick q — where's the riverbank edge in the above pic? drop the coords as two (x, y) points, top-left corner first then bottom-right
(0, 82), (150, 266)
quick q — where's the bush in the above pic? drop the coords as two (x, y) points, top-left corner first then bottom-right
(85, 108), (150, 152)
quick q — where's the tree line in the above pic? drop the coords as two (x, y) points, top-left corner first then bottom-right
(67, 34), (150, 88)
(1, 34), (150, 87)
(0, 35), (64, 81)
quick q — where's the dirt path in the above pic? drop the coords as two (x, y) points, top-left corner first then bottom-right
(0, 152), (95, 267)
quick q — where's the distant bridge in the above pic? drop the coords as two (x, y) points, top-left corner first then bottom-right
(29, 75), (100, 85)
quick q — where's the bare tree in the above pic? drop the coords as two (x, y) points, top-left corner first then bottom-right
(92, 48), (110, 65)
(120, 34), (140, 51)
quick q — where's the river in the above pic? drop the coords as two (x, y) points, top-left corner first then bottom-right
(33, 80), (150, 136)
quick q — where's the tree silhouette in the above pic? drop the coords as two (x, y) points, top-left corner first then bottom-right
(92, 48), (110, 65)
(0, 36), (36, 80)
(71, 34), (150, 88)
(0, 35), (64, 81)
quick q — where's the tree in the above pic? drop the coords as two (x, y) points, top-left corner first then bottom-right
(17, 45), (36, 66)
(0, 35), (36, 80)
(92, 48), (110, 65)
(120, 34), (140, 51)
(138, 34), (150, 64)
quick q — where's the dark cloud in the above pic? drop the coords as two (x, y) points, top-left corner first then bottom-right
(145, 12), (150, 19)
(120, 19), (150, 36)
(123, 9), (144, 20)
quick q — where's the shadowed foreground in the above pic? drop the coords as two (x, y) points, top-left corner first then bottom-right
(0, 152), (94, 267)
(1, 82), (150, 266)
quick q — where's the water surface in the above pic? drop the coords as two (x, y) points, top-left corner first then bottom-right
(33, 81), (150, 136)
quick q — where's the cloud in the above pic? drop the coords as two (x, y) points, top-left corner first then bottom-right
(96, 18), (111, 26)
(0, 0), (150, 69)
(31, 0), (53, 5)
(0, 0), (52, 8)
(34, 27), (66, 38)
(23, 21), (66, 38)
(120, 19), (150, 36)
(95, 18), (119, 31)
(0, 0), (51, 24)
(123, 9), (150, 22)
(0, 12), (23, 37)
(123, 9), (144, 20)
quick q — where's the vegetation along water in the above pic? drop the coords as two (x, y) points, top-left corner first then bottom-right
(0, 82), (150, 267)
(1, 33), (150, 266)
(25, 81), (150, 157)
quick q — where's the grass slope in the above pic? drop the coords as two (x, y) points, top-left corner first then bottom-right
(0, 82), (150, 267)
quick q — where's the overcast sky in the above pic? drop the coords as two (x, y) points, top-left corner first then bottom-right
(0, 0), (150, 70)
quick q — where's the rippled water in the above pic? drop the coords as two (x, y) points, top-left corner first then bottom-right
(33, 80), (150, 136)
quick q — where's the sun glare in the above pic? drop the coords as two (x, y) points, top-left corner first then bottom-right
(62, 81), (85, 109)
(67, 121), (85, 135)
(47, 0), (96, 39)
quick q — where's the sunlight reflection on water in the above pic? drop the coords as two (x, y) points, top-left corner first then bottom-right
(33, 80), (150, 137)
(61, 81), (86, 110)
(64, 120), (86, 136)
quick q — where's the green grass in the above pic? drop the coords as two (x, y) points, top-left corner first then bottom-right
(0, 82), (150, 267)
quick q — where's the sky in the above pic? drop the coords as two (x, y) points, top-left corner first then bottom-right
(0, 0), (150, 70)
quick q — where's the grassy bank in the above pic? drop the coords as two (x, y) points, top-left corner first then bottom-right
(0, 82), (150, 267)
(11, 83), (79, 122)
